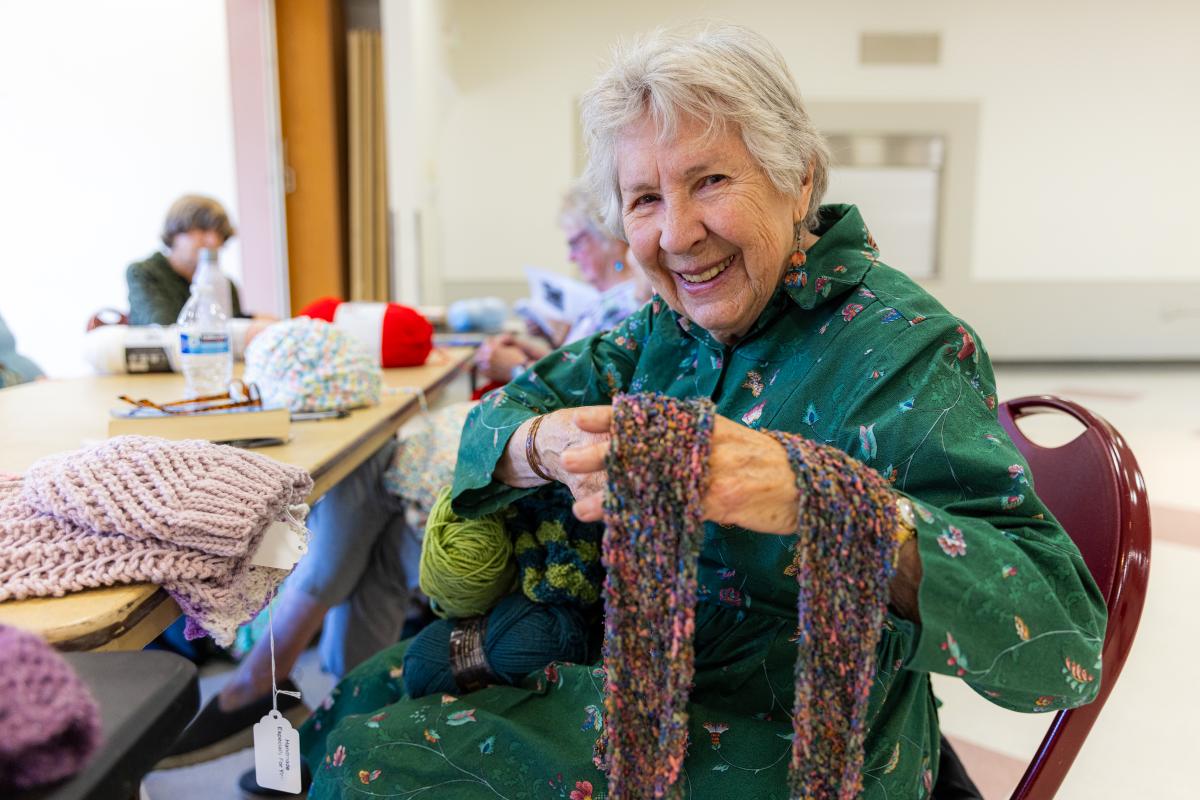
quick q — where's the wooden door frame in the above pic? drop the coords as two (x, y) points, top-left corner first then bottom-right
(275, 0), (350, 312)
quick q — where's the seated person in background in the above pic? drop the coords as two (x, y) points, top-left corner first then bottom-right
(127, 194), (256, 325)
(474, 185), (652, 384)
(0, 310), (44, 388)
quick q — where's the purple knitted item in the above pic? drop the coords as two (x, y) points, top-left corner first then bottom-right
(0, 436), (313, 645)
(22, 435), (310, 557)
(0, 624), (102, 791)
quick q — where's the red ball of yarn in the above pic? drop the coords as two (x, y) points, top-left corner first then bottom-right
(297, 296), (342, 323)
(296, 297), (433, 368)
(381, 302), (433, 368)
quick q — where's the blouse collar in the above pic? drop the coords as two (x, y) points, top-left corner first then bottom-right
(781, 203), (879, 311)
(662, 204), (881, 350)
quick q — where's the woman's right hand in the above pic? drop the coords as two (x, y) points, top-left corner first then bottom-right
(496, 407), (611, 498)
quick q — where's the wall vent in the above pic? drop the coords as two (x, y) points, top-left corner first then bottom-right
(859, 32), (941, 65)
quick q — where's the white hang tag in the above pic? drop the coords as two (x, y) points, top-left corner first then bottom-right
(253, 711), (302, 794)
(251, 519), (308, 570)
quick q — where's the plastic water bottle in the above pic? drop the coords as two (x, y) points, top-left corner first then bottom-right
(177, 248), (233, 398)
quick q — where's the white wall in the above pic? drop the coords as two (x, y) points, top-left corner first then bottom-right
(381, 0), (456, 305)
(382, 0), (1200, 356)
(0, 0), (241, 377)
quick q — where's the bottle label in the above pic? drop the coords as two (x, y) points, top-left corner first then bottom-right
(180, 332), (231, 355)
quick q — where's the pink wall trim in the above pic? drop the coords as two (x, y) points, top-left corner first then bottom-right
(1150, 505), (1200, 549)
(226, 0), (289, 316)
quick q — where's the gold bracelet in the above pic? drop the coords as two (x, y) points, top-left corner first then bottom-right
(895, 496), (918, 546)
(525, 414), (554, 482)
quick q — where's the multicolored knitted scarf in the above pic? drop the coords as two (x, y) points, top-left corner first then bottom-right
(597, 393), (900, 800)
(597, 393), (714, 799)
(768, 429), (899, 799)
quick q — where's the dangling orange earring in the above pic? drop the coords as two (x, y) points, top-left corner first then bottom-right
(789, 223), (807, 267)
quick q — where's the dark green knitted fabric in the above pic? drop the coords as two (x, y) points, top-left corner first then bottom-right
(510, 484), (605, 608)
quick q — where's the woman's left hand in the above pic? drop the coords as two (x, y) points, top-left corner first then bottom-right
(475, 337), (530, 383)
(563, 405), (924, 620)
(562, 407), (800, 534)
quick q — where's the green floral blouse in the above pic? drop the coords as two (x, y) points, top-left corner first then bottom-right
(301, 204), (1106, 799)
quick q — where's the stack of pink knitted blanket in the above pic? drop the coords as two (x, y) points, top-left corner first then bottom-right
(0, 435), (312, 645)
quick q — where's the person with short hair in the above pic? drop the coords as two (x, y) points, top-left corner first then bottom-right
(126, 194), (245, 325)
(474, 183), (651, 384)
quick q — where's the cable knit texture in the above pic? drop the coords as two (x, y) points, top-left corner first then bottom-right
(0, 623), (102, 791)
(0, 436), (313, 645)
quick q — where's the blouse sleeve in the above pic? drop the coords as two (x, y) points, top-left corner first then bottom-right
(450, 304), (651, 517)
(126, 261), (178, 326)
(830, 314), (1107, 713)
(231, 281), (246, 319)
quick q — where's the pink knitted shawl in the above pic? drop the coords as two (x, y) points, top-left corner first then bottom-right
(0, 436), (313, 645)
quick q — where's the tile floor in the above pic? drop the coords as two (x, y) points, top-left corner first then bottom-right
(142, 363), (1200, 799)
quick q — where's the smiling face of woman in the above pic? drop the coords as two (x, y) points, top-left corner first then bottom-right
(617, 113), (812, 344)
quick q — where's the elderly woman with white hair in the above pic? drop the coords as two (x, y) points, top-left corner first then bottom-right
(298, 24), (1105, 799)
(474, 183), (650, 384)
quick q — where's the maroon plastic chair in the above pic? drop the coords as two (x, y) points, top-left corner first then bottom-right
(86, 308), (129, 332)
(997, 395), (1152, 800)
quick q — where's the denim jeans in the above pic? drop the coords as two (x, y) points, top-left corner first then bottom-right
(290, 439), (421, 677)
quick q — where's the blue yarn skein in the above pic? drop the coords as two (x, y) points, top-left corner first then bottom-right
(446, 297), (508, 333)
(402, 592), (590, 698)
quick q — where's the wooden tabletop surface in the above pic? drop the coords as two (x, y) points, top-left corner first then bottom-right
(0, 347), (474, 649)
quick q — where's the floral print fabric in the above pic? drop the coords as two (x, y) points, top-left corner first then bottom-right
(301, 204), (1106, 799)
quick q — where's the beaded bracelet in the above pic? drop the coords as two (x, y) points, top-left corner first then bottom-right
(448, 616), (497, 693)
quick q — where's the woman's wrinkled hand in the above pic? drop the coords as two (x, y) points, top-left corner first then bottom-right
(540, 407), (612, 502)
(562, 409), (799, 533)
(495, 406), (611, 493)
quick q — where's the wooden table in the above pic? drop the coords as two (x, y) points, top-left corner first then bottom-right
(0, 347), (473, 650)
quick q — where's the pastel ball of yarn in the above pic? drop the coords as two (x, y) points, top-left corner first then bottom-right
(243, 317), (382, 412)
(419, 487), (516, 619)
(401, 592), (591, 698)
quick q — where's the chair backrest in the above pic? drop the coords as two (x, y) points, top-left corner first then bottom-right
(998, 395), (1152, 800)
(86, 308), (129, 332)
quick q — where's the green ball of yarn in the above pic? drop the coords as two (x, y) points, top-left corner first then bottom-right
(419, 486), (516, 618)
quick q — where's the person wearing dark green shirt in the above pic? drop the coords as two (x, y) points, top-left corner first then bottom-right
(126, 194), (245, 325)
(296, 25), (1106, 800)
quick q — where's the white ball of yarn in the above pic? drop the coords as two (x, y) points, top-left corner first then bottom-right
(81, 325), (131, 375)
